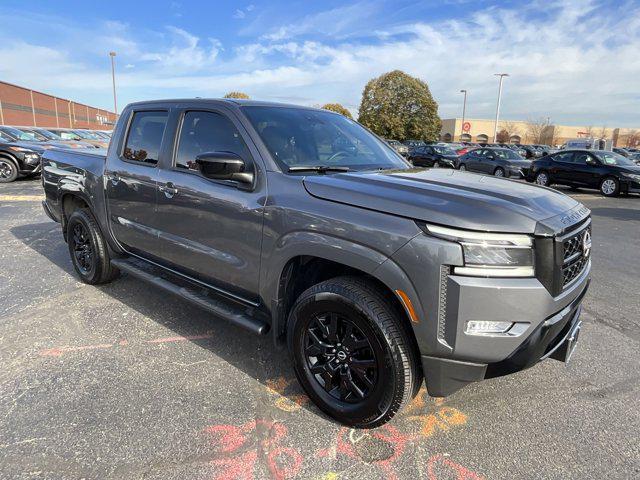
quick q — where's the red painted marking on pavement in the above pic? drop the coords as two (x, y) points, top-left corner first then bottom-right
(145, 332), (214, 344)
(39, 344), (113, 356)
(38, 332), (213, 356)
(204, 420), (302, 480)
(427, 454), (485, 480)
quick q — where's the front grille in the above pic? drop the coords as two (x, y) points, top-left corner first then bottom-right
(560, 222), (591, 288)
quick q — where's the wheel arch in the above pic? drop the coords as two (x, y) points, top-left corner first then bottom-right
(267, 244), (421, 361)
(60, 192), (94, 241)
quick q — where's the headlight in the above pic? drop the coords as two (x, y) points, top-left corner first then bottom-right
(623, 173), (640, 181)
(420, 223), (535, 277)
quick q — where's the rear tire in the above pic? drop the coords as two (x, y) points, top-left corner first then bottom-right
(287, 276), (419, 428)
(67, 209), (120, 284)
(494, 167), (505, 177)
(0, 157), (18, 183)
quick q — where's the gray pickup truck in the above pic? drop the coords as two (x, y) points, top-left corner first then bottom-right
(42, 99), (591, 428)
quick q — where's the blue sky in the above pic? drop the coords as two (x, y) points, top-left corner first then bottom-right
(0, 0), (638, 126)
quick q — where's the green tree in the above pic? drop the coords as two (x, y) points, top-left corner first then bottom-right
(357, 70), (441, 142)
(321, 103), (353, 119)
(223, 91), (250, 99)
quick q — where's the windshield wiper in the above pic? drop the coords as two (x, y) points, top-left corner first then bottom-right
(288, 166), (350, 174)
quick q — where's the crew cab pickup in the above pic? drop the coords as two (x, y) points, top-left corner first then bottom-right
(42, 99), (592, 428)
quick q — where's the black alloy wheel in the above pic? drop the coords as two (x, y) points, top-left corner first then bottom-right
(288, 276), (419, 428)
(66, 209), (120, 284)
(71, 222), (94, 276)
(304, 312), (377, 403)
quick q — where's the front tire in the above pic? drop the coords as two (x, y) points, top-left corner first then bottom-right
(67, 209), (120, 284)
(287, 277), (419, 428)
(432, 161), (440, 168)
(0, 158), (18, 183)
(535, 171), (550, 186)
(600, 177), (619, 197)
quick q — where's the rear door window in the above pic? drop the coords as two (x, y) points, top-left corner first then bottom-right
(122, 111), (169, 165)
(553, 152), (575, 163)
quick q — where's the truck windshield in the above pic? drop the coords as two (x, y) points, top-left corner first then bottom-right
(242, 106), (409, 172)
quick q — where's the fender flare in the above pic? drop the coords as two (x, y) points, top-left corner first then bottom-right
(262, 231), (423, 344)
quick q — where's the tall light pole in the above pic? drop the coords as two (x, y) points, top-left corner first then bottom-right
(109, 51), (118, 115)
(459, 89), (467, 139)
(492, 73), (509, 142)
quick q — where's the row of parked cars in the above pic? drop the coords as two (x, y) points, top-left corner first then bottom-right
(385, 139), (640, 197)
(0, 126), (112, 182)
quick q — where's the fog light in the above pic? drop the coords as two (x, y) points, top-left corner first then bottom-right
(465, 321), (513, 335)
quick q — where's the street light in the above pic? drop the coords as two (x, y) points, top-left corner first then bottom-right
(459, 89), (467, 139)
(109, 51), (118, 115)
(492, 73), (509, 142)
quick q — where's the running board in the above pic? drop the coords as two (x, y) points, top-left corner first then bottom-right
(111, 258), (269, 335)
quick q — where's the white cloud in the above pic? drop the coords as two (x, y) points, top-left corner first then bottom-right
(0, 1), (638, 126)
(233, 9), (246, 19)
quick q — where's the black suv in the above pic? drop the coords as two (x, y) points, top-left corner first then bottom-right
(0, 135), (43, 182)
(527, 149), (640, 196)
(456, 147), (530, 178)
(408, 144), (458, 168)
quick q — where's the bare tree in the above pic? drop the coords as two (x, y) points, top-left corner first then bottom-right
(625, 130), (640, 147)
(496, 129), (510, 143)
(526, 117), (552, 144)
(583, 126), (594, 138)
(598, 125), (608, 139)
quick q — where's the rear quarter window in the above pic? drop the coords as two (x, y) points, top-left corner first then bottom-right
(122, 111), (169, 165)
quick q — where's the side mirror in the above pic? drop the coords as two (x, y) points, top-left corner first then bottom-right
(195, 151), (253, 185)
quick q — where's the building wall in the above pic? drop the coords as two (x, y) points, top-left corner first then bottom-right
(0, 81), (116, 130)
(440, 118), (639, 147)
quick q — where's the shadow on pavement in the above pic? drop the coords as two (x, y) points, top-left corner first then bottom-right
(589, 207), (640, 222)
(10, 221), (329, 423)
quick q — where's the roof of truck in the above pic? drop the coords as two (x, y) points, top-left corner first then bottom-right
(125, 98), (325, 111)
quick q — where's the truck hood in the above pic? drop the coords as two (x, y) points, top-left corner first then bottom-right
(303, 168), (583, 234)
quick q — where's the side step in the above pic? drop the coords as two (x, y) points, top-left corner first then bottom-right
(111, 258), (269, 335)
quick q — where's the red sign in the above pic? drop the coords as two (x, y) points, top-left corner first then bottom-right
(462, 122), (471, 132)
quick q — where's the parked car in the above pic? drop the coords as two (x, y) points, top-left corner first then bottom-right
(0, 136), (43, 182)
(612, 147), (630, 157)
(527, 149), (640, 196)
(42, 99), (591, 428)
(402, 139), (426, 153)
(91, 130), (113, 141)
(46, 128), (107, 148)
(519, 145), (542, 159)
(629, 152), (640, 165)
(0, 125), (79, 151)
(14, 127), (93, 149)
(408, 145), (458, 168)
(385, 139), (409, 157)
(456, 147), (531, 178)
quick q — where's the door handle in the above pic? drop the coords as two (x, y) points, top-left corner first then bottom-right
(159, 182), (178, 198)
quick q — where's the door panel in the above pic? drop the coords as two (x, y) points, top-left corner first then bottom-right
(106, 110), (169, 259)
(549, 152), (576, 185)
(154, 109), (264, 303)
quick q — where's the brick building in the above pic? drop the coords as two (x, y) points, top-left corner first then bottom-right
(0, 81), (117, 130)
(440, 118), (640, 147)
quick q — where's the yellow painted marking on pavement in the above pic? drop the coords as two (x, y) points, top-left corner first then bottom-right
(0, 195), (43, 202)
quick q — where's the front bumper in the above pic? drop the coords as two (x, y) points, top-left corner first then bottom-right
(387, 225), (591, 397)
(422, 283), (587, 396)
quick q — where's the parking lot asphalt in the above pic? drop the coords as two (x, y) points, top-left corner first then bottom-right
(1, 178), (639, 480)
